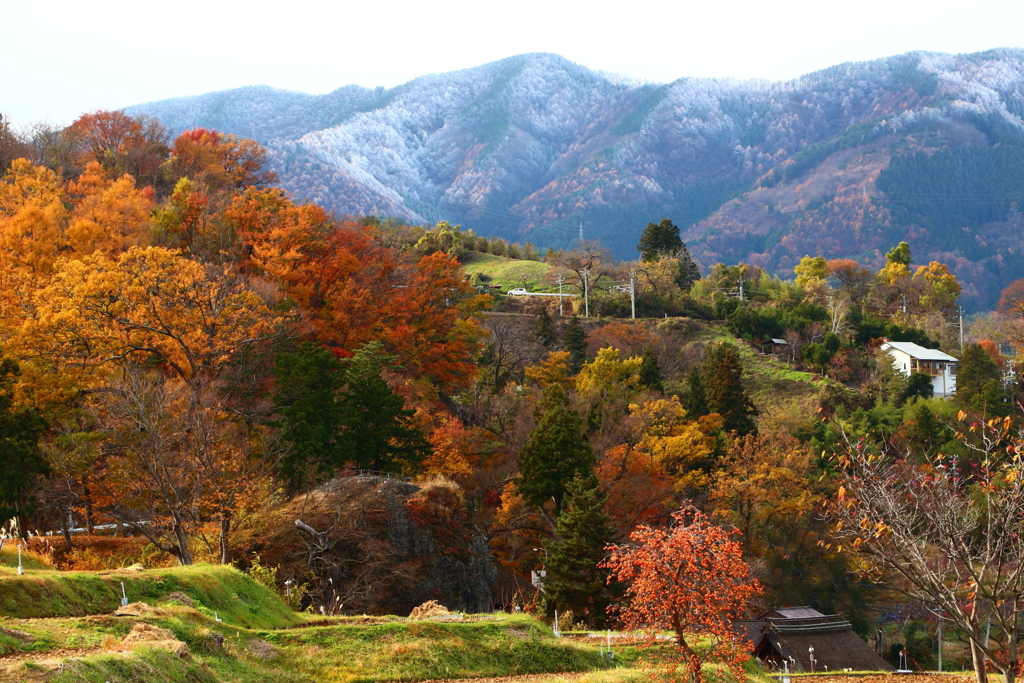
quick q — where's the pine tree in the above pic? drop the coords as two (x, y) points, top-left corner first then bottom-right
(956, 343), (1010, 417)
(637, 218), (683, 262)
(638, 348), (664, 392)
(703, 343), (758, 435)
(674, 242), (702, 291)
(685, 367), (709, 418)
(273, 341), (431, 489)
(518, 384), (594, 513)
(544, 473), (617, 626)
(563, 315), (588, 374)
(534, 308), (556, 347)
(0, 355), (48, 533)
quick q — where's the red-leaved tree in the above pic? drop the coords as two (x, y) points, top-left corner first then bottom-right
(602, 507), (761, 683)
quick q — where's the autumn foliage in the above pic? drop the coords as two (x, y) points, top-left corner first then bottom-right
(603, 507), (761, 683)
(0, 110), (489, 564)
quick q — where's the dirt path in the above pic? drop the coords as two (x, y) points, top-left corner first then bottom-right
(381, 674), (589, 683)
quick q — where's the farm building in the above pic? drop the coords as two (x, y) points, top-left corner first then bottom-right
(739, 607), (894, 672)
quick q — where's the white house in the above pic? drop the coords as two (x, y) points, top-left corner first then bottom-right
(880, 340), (959, 397)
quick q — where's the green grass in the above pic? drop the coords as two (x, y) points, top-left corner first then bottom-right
(697, 324), (841, 406)
(1, 607), (616, 683)
(0, 563), (771, 683)
(0, 564), (299, 629)
(259, 614), (611, 682)
(461, 252), (555, 291)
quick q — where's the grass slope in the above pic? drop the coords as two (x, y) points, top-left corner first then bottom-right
(461, 252), (555, 291)
(0, 564), (298, 629)
(259, 615), (608, 682)
(697, 324), (838, 406)
(0, 564), (619, 683)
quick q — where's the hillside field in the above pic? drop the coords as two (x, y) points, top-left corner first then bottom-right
(461, 252), (556, 292)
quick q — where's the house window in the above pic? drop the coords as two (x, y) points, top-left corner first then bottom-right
(949, 364), (957, 376)
(911, 359), (918, 370)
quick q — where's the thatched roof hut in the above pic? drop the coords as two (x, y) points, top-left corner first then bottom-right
(742, 606), (894, 673)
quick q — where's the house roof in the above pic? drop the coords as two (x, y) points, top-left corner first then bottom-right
(742, 607), (893, 672)
(881, 341), (958, 362)
(759, 620), (895, 672)
(763, 606), (825, 619)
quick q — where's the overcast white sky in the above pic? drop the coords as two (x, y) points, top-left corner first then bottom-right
(3, 0), (1022, 129)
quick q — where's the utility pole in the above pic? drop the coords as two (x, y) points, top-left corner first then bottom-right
(738, 276), (745, 302)
(937, 617), (943, 672)
(959, 306), (964, 352)
(583, 268), (590, 318)
(557, 272), (565, 316)
(578, 222), (584, 244)
(630, 269), (636, 320)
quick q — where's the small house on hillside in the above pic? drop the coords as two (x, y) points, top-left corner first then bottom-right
(738, 606), (893, 672)
(880, 340), (958, 398)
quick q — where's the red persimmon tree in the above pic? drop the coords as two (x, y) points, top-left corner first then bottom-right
(602, 507), (761, 683)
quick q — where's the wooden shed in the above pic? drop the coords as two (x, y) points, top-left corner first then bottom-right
(740, 607), (893, 672)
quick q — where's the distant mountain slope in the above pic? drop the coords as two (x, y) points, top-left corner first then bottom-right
(130, 49), (1024, 310)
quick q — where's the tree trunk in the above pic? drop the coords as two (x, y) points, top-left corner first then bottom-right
(173, 518), (193, 566)
(218, 516), (231, 564)
(82, 476), (94, 535)
(971, 639), (988, 683)
(60, 508), (73, 553)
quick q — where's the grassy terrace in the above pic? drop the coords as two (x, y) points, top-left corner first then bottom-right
(0, 562), (621, 683)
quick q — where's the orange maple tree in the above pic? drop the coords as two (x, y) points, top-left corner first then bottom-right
(602, 507), (761, 683)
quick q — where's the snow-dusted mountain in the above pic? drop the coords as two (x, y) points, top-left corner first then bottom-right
(131, 50), (1024, 309)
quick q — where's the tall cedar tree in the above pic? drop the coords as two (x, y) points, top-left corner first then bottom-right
(638, 348), (664, 392)
(703, 343), (758, 435)
(272, 343), (349, 491)
(956, 343), (1010, 417)
(534, 308), (556, 347)
(638, 218), (683, 262)
(273, 341), (431, 489)
(563, 315), (588, 374)
(674, 243), (702, 291)
(518, 384), (594, 513)
(345, 343), (432, 471)
(685, 367), (709, 419)
(0, 356), (49, 533)
(544, 473), (617, 626)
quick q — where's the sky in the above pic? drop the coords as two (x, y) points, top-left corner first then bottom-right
(3, 0), (1023, 129)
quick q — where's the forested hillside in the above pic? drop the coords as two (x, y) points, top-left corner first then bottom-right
(2, 110), (1024, 660)
(129, 49), (1024, 310)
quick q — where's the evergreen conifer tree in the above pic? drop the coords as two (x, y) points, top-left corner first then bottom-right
(685, 367), (709, 418)
(674, 243), (702, 291)
(544, 473), (616, 626)
(956, 343), (1010, 416)
(907, 400), (944, 457)
(563, 315), (588, 374)
(638, 349), (664, 392)
(0, 355), (48, 533)
(637, 218), (683, 262)
(273, 341), (431, 489)
(534, 308), (556, 347)
(703, 343), (757, 435)
(518, 384), (594, 513)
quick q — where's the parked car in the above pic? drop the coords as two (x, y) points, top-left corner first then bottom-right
(506, 288), (528, 296)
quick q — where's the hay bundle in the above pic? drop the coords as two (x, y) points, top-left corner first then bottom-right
(409, 600), (450, 619)
(120, 623), (189, 658)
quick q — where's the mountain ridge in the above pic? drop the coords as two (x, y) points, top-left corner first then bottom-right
(129, 49), (1024, 310)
